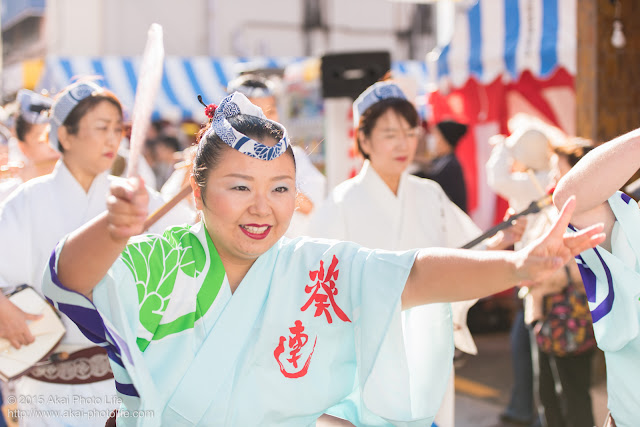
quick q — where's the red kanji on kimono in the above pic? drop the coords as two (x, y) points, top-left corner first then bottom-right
(274, 320), (317, 378)
(301, 255), (351, 324)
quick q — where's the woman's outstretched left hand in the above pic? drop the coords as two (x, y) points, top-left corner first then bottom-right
(515, 196), (605, 287)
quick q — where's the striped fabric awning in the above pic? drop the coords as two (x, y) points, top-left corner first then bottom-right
(37, 56), (305, 121)
(437, 0), (576, 88)
(38, 56), (431, 122)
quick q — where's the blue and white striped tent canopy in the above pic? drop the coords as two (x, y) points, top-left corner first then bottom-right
(37, 56), (305, 121)
(37, 56), (430, 122)
(36, 1), (575, 121)
(437, 0), (576, 88)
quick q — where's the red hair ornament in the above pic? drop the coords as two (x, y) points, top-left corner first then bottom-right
(197, 94), (217, 119)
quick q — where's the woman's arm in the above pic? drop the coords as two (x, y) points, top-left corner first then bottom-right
(56, 177), (149, 298)
(402, 197), (605, 309)
(554, 129), (640, 244)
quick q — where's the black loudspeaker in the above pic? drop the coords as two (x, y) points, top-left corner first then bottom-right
(320, 51), (391, 99)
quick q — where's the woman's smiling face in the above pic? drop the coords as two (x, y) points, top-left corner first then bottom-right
(193, 142), (296, 264)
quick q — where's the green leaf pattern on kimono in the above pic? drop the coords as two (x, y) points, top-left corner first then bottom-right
(120, 225), (224, 351)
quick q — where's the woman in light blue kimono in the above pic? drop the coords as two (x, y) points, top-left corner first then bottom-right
(554, 129), (640, 427)
(42, 92), (604, 427)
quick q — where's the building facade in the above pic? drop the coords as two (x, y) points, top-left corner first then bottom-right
(2, 0), (439, 100)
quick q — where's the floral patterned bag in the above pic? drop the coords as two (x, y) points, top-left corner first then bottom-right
(535, 279), (597, 357)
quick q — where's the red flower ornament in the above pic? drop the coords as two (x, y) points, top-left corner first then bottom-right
(197, 94), (217, 120)
(204, 103), (217, 119)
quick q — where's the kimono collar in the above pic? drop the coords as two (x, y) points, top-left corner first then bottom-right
(359, 160), (409, 201)
(52, 160), (111, 198)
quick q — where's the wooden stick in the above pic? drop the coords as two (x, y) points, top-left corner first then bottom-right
(143, 183), (192, 231)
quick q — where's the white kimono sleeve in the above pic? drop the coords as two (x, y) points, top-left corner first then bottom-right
(437, 185), (481, 249)
(0, 178), (21, 205)
(307, 194), (349, 241)
(0, 187), (34, 288)
(433, 181), (481, 355)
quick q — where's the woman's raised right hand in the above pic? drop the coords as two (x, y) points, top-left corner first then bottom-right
(106, 176), (149, 242)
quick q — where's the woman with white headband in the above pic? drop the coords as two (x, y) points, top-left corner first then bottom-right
(0, 89), (60, 203)
(309, 81), (526, 427)
(0, 80), (191, 427)
(42, 91), (603, 427)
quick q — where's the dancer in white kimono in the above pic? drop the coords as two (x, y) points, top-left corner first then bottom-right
(554, 128), (640, 427)
(42, 92), (603, 427)
(0, 90), (60, 203)
(0, 81), (192, 427)
(308, 81), (525, 427)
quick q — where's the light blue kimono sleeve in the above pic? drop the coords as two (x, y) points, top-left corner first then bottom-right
(573, 193), (640, 427)
(42, 236), (164, 427)
(574, 192), (640, 351)
(321, 242), (454, 427)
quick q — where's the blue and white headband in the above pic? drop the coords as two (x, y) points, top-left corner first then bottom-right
(352, 81), (407, 126)
(203, 92), (290, 161)
(17, 89), (53, 125)
(49, 81), (104, 151)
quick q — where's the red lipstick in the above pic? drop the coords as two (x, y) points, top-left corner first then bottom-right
(240, 224), (272, 240)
